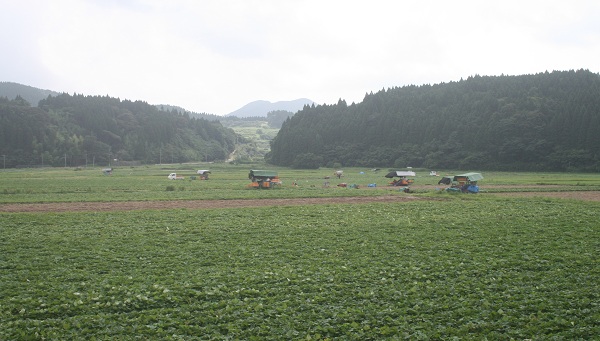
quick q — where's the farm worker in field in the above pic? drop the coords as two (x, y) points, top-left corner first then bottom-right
(466, 181), (479, 193)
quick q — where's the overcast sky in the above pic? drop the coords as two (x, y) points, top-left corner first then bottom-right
(2, 1), (599, 115)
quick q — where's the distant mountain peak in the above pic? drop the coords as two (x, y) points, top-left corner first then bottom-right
(226, 98), (314, 118)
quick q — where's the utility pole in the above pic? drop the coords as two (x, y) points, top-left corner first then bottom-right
(2, 154), (5, 170)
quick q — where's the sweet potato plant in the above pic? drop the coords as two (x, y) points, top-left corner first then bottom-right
(1, 197), (599, 339)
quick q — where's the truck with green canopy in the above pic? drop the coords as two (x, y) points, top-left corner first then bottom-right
(248, 170), (282, 189)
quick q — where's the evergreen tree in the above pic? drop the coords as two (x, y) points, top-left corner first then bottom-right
(270, 70), (600, 171)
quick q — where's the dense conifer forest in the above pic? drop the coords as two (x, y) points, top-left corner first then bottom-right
(268, 69), (600, 171)
(0, 93), (236, 167)
(3, 70), (599, 171)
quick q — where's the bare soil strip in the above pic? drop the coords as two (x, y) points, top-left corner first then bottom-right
(490, 191), (600, 201)
(0, 195), (424, 213)
(3, 190), (600, 213)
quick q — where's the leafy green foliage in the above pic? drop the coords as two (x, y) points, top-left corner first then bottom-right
(0, 93), (237, 167)
(266, 110), (295, 129)
(220, 120), (278, 163)
(291, 153), (323, 169)
(1, 167), (600, 338)
(270, 69), (600, 171)
(2, 166), (600, 204)
(1, 198), (599, 339)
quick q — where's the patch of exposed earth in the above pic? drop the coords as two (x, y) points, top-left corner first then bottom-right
(488, 191), (600, 201)
(409, 184), (600, 201)
(2, 187), (599, 213)
(0, 195), (425, 213)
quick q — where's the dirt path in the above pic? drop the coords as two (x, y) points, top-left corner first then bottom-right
(3, 189), (600, 213)
(489, 191), (600, 201)
(0, 195), (425, 213)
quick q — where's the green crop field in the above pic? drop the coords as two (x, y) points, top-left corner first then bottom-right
(2, 164), (600, 204)
(1, 165), (599, 339)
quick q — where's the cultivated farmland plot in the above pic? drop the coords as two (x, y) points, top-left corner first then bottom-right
(1, 165), (599, 339)
(1, 165), (600, 205)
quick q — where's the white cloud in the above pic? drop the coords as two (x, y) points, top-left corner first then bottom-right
(2, 0), (599, 114)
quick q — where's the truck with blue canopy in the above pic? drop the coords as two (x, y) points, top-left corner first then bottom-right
(445, 172), (483, 193)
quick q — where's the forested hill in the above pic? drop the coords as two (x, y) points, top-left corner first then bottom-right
(0, 93), (236, 167)
(0, 82), (59, 107)
(268, 69), (600, 171)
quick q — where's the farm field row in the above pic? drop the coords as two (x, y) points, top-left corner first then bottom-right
(1, 197), (599, 339)
(1, 165), (599, 338)
(1, 164), (600, 204)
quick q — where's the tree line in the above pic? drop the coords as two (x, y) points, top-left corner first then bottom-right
(267, 69), (600, 171)
(0, 93), (236, 168)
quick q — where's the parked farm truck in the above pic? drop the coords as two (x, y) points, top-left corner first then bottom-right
(167, 173), (185, 180)
(248, 170), (282, 189)
(442, 172), (483, 193)
(197, 170), (211, 180)
(385, 170), (416, 186)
